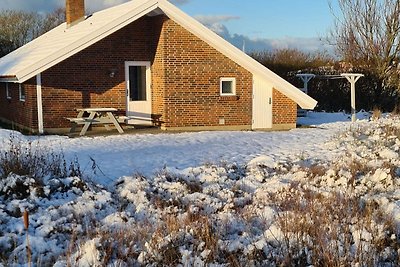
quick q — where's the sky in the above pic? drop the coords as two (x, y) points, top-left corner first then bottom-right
(0, 0), (339, 53)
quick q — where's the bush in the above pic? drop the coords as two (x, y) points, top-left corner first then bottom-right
(0, 134), (82, 199)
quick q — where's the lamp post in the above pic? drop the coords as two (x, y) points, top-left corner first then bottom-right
(296, 73), (315, 95)
(341, 73), (364, 122)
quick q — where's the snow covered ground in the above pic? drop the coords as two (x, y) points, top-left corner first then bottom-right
(0, 111), (369, 185)
(1, 111), (399, 266)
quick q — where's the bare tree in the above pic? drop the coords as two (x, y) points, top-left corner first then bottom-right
(41, 8), (66, 34)
(329, 0), (400, 97)
(0, 8), (65, 57)
(0, 10), (42, 56)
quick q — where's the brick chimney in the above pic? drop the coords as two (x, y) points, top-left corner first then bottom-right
(66, 0), (85, 27)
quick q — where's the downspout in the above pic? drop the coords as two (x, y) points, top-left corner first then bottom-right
(36, 74), (44, 134)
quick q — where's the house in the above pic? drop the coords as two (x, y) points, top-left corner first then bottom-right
(0, 0), (317, 134)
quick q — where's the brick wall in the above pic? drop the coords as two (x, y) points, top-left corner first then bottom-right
(0, 80), (36, 131)
(0, 14), (297, 132)
(272, 88), (297, 125)
(41, 16), (161, 129)
(39, 14), (252, 130)
(160, 18), (253, 128)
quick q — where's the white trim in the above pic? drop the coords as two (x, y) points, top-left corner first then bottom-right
(220, 77), (236, 96)
(5, 82), (11, 99)
(36, 74), (44, 134)
(19, 84), (26, 102)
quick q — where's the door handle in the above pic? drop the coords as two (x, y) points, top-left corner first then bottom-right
(269, 98), (272, 104)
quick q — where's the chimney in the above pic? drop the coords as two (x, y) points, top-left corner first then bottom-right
(66, 0), (85, 27)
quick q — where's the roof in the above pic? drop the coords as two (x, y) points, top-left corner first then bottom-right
(0, 0), (317, 109)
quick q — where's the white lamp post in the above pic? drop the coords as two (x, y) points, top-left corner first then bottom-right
(296, 73), (315, 94)
(341, 73), (364, 122)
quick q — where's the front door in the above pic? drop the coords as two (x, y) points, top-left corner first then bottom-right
(252, 75), (272, 129)
(125, 61), (152, 125)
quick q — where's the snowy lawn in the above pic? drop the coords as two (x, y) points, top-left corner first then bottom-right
(0, 111), (369, 185)
(0, 111), (399, 266)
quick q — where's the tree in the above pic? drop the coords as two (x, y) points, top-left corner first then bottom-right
(250, 49), (332, 78)
(0, 8), (65, 57)
(0, 10), (42, 56)
(329, 0), (400, 106)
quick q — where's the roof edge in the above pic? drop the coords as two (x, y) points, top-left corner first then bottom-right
(0, 75), (18, 83)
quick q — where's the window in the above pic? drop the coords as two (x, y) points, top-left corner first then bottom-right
(220, 78), (236, 96)
(129, 65), (147, 101)
(5, 83), (11, 99)
(19, 84), (26, 102)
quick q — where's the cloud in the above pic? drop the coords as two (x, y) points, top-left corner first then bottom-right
(197, 18), (331, 53)
(194, 15), (240, 25)
(170, 0), (190, 4)
(0, 0), (63, 14)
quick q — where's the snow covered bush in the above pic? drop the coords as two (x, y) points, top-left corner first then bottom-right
(1, 115), (400, 266)
(0, 134), (81, 179)
(0, 134), (83, 199)
(268, 183), (399, 266)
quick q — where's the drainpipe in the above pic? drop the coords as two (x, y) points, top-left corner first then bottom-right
(36, 74), (43, 134)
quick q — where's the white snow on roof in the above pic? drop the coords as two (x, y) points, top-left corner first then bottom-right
(0, 0), (317, 109)
(0, 0), (159, 82)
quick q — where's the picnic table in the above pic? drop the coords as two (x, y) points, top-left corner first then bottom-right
(67, 108), (124, 136)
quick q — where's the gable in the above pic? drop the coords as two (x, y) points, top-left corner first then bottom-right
(0, 0), (317, 109)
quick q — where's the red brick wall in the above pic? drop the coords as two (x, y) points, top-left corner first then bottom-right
(160, 18), (253, 127)
(1, 14), (298, 132)
(0, 80), (36, 131)
(41, 16), (161, 129)
(39, 14), (252, 130)
(272, 88), (297, 125)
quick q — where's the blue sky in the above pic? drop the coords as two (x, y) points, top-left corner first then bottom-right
(0, 0), (338, 53)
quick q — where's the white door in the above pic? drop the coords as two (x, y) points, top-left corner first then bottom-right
(125, 61), (152, 125)
(252, 75), (272, 129)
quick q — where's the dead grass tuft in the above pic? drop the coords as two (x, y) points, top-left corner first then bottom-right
(268, 183), (399, 266)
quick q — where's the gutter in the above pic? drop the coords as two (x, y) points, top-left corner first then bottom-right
(0, 75), (18, 83)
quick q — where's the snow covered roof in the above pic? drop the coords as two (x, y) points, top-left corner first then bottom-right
(0, 0), (317, 109)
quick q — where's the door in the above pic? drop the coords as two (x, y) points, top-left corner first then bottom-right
(252, 75), (272, 129)
(125, 61), (152, 125)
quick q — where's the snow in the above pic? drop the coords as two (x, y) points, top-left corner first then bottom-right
(0, 112), (353, 185)
(1, 111), (400, 266)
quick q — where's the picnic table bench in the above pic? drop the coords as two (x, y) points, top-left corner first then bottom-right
(67, 108), (125, 136)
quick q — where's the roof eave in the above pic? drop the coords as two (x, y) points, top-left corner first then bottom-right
(0, 75), (18, 83)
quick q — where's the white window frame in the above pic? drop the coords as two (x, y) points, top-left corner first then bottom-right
(220, 77), (236, 96)
(5, 83), (11, 99)
(19, 84), (26, 102)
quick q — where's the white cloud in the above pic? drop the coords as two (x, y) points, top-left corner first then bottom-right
(194, 15), (240, 25)
(196, 17), (330, 53)
(170, 0), (190, 4)
(0, 0), (63, 14)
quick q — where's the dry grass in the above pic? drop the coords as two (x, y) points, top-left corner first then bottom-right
(268, 183), (399, 266)
(372, 107), (382, 121)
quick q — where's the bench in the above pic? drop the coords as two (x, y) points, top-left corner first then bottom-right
(67, 108), (124, 136)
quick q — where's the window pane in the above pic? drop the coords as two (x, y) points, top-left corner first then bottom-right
(129, 66), (146, 101)
(5, 83), (10, 99)
(19, 84), (26, 101)
(222, 80), (233, 94)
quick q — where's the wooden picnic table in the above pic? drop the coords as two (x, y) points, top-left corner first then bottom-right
(67, 107), (124, 136)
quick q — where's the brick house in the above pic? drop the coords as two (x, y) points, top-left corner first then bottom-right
(0, 0), (317, 134)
